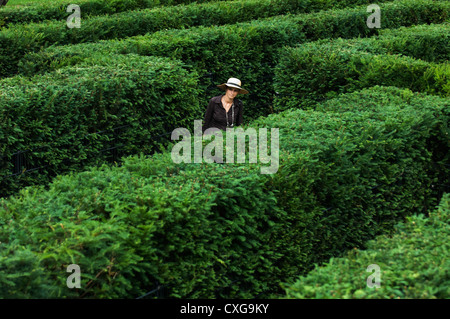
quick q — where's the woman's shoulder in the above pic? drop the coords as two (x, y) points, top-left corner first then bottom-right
(208, 95), (243, 106)
(210, 95), (223, 103)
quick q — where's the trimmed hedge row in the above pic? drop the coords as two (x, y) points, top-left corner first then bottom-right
(294, 22), (449, 64)
(273, 39), (450, 111)
(0, 86), (448, 298)
(0, 55), (201, 198)
(371, 23), (450, 63)
(283, 193), (450, 299)
(315, 88), (450, 233)
(17, 0), (450, 120)
(0, 0), (218, 26)
(0, 0), (395, 79)
(0, 157), (283, 298)
(313, 87), (450, 204)
(251, 86), (449, 281)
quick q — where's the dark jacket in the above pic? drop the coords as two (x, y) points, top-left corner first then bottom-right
(202, 95), (243, 132)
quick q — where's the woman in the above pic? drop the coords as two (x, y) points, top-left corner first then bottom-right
(202, 77), (249, 133)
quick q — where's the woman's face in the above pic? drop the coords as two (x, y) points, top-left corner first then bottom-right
(226, 87), (240, 100)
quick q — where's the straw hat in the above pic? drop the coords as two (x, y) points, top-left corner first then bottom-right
(217, 77), (249, 95)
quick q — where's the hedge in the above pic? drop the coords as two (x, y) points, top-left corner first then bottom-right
(283, 193), (450, 299)
(16, 0), (450, 120)
(273, 39), (450, 111)
(315, 87), (450, 221)
(370, 23), (450, 63)
(0, 148), (284, 298)
(0, 0), (220, 26)
(250, 86), (449, 281)
(0, 0), (395, 80)
(0, 55), (201, 198)
(289, 22), (449, 64)
(0, 86), (448, 298)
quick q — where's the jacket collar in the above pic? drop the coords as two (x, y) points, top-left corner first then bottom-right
(212, 95), (241, 105)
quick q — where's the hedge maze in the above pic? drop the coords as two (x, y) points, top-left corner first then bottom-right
(0, 0), (448, 299)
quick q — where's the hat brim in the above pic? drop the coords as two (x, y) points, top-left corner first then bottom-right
(217, 83), (249, 95)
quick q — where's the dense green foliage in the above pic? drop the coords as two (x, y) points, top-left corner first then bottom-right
(253, 86), (449, 280)
(364, 23), (450, 63)
(313, 87), (450, 206)
(273, 23), (450, 111)
(1, 0), (448, 300)
(0, 55), (200, 197)
(0, 0), (219, 25)
(3, 0), (447, 197)
(284, 193), (450, 299)
(0, 0), (395, 80)
(0, 86), (448, 298)
(0, 156), (282, 298)
(15, 0), (450, 119)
